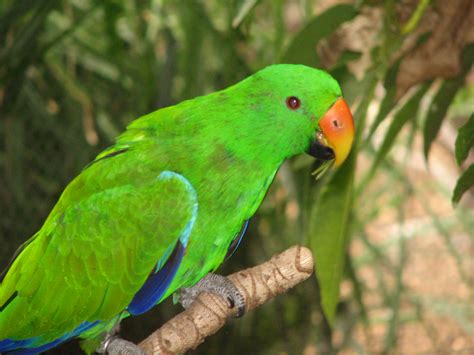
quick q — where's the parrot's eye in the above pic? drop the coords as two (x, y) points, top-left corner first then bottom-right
(286, 96), (301, 110)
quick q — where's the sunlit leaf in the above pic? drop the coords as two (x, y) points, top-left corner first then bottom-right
(309, 149), (355, 325)
(281, 4), (357, 66)
(423, 44), (474, 159)
(452, 164), (474, 205)
(455, 113), (474, 166)
(232, 0), (259, 28)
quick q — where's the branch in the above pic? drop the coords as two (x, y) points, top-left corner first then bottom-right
(138, 245), (314, 354)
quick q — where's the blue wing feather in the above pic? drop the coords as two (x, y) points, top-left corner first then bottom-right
(224, 219), (249, 262)
(127, 240), (185, 315)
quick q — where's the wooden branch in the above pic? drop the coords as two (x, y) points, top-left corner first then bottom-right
(138, 245), (314, 354)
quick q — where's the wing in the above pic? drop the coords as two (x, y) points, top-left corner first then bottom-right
(0, 170), (197, 346)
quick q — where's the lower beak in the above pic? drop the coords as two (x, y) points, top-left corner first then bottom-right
(308, 98), (354, 167)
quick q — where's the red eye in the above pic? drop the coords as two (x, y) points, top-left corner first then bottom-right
(286, 96), (301, 110)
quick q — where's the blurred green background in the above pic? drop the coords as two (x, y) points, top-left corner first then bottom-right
(1, 0), (473, 354)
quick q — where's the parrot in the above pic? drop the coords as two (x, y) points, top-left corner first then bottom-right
(0, 64), (354, 354)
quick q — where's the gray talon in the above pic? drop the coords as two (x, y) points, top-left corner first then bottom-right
(106, 338), (147, 355)
(97, 324), (147, 355)
(178, 273), (246, 317)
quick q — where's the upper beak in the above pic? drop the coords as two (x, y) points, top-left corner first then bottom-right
(308, 98), (355, 167)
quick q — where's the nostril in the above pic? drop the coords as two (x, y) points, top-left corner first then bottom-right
(332, 119), (340, 128)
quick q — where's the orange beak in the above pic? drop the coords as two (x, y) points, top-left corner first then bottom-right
(316, 98), (355, 167)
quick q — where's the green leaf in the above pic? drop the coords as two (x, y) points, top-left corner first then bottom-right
(232, 0), (259, 28)
(455, 113), (474, 166)
(309, 149), (355, 325)
(281, 4), (358, 66)
(400, 0), (431, 34)
(423, 44), (474, 159)
(369, 83), (430, 177)
(333, 50), (362, 70)
(330, 65), (359, 106)
(452, 164), (474, 205)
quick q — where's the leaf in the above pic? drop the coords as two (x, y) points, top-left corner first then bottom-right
(329, 51), (362, 106)
(330, 65), (359, 106)
(400, 0), (431, 34)
(232, 0), (259, 28)
(368, 32), (430, 140)
(455, 113), (474, 166)
(332, 50), (362, 70)
(369, 83), (431, 177)
(281, 4), (358, 67)
(423, 82), (464, 160)
(367, 59), (400, 140)
(309, 149), (355, 325)
(423, 44), (474, 159)
(452, 164), (474, 205)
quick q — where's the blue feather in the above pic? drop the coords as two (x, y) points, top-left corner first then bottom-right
(224, 219), (249, 262)
(0, 321), (98, 354)
(128, 240), (185, 315)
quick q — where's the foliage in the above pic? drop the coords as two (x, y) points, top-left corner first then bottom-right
(0, 0), (472, 354)
(453, 113), (474, 205)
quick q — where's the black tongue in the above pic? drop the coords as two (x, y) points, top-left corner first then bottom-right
(308, 140), (335, 160)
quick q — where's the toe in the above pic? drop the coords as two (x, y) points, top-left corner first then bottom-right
(227, 290), (246, 317)
(235, 303), (245, 318)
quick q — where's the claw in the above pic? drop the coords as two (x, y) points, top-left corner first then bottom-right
(225, 295), (245, 317)
(105, 338), (147, 355)
(178, 273), (246, 318)
(97, 323), (147, 355)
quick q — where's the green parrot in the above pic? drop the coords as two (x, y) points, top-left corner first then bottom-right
(0, 64), (354, 354)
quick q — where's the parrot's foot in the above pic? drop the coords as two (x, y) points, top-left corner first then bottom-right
(177, 273), (246, 317)
(97, 333), (147, 355)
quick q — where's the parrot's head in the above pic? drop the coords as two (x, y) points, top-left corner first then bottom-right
(233, 64), (354, 171)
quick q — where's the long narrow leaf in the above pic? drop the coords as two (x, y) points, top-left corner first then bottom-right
(452, 164), (474, 205)
(455, 113), (474, 166)
(369, 83), (430, 177)
(309, 149), (355, 325)
(232, 0), (259, 28)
